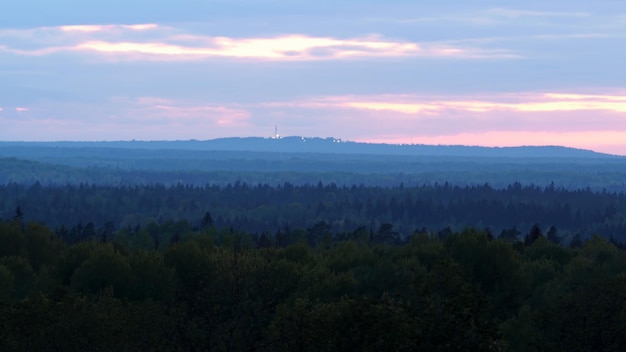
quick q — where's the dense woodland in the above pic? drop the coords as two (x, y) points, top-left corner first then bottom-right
(2, 181), (626, 244)
(2, 142), (626, 350)
(1, 217), (626, 351)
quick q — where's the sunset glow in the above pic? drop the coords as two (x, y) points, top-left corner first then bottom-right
(292, 92), (626, 115)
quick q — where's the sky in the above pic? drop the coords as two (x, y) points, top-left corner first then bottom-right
(1, 0), (626, 154)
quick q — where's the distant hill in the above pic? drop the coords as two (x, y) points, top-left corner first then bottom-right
(0, 136), (618, 158)
(2, 138), (626, 190)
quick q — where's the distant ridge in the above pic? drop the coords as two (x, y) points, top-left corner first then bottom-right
(0, 136), (619, 158)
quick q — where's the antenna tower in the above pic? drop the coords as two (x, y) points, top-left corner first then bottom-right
(274, 125), (280, 139)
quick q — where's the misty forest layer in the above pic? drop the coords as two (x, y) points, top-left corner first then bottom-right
(2, 140), (626, 191)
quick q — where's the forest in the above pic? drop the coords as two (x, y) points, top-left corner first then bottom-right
(2, 141), (626, 350)
(1, 216), (625, 351)
(2, 181), (626, 245)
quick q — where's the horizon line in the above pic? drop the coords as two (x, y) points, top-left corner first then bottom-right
(0, 136), (621, 156)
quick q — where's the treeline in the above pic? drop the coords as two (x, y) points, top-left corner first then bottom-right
(1, 218), (625, 351)
(2, 181), (626, 243)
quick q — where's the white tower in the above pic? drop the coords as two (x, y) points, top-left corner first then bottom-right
(274, 125), (280, 139)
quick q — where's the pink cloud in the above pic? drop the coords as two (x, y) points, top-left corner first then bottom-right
(0, 45), (70, 56)
(15, 107), (29, 112)
(262, 92), (626, 134)
(5, 90), (626, 155)
(0, 98), (254, 141)
(152, 104), (250, 126)
(316, 92), (626, 114)
(134, 97), (175, 106)
(257, 91), (626, 154)
(73, 35), (432, 61)
(1, 24), (515, 61)
(58, 24), (159, 32)
(0, 23), (166, 57)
